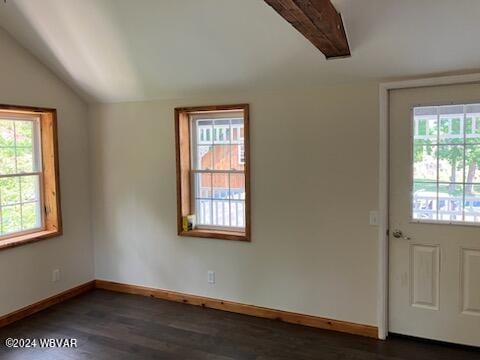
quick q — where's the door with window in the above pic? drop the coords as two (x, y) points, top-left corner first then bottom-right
(389, 84), (480, 346)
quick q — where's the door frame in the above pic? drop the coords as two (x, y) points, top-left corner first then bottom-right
(378, 73), (480, 339)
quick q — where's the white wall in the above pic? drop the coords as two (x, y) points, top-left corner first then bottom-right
(90, 84), (380, 326)
(0, 28), (93, 316)
(0, 22), (380, 328)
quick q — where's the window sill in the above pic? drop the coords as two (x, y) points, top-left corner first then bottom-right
(0, 230), (61, 251)
(179, 229), (250, 242)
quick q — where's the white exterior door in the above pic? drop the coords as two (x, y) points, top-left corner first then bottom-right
(389, 84), (480, 347)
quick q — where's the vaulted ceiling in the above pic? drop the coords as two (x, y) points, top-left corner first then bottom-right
(1, 0), (480, 103)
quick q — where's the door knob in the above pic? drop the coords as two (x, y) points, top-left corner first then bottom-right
(392, 229), (411, 240)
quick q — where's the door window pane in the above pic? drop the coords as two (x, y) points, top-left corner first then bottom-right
(464, 184), (480, 222)
(438, 183), (463, 221)
(413, 145), (437, 182)
(414, 107), (438, 145)
(413, 182), (438, 220)
(412, 103), (480, 223)
(437, 145), (464, 183)
(439, 105), (464, 144)
(465, 145), (480, 183)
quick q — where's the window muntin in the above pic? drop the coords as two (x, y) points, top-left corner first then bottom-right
(0, 115), (43, 238)
(191, 114), (245, 230)
(412, 104), (480, 223)
(238, 144), (245, 165)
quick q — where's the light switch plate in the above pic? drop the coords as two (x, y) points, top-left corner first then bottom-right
(369, 211), (379, 226)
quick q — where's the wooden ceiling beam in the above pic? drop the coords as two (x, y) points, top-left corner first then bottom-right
(264, 0), (350, 59)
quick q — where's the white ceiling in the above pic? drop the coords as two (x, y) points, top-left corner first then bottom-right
(1, 0), (480, 103)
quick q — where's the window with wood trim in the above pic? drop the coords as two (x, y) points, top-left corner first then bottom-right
(0, 105), (61, 250)
(175, 104), (250, 241)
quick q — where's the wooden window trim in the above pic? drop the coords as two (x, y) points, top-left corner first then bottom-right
(0, 104), (62, 251)
(175, 104), (251, 242)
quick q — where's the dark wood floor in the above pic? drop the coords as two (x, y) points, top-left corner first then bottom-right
(0, 290), (478, 359)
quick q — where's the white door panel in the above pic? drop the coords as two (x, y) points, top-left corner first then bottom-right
(389, 84), (480, 346)
(461, 248), (480, 316)
(410, 244), (440, 310)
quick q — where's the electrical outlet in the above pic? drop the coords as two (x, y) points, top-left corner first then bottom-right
(207, 270), (215, 284)
(52, 269), (60, 282)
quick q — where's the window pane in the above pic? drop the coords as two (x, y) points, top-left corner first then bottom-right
(2, 205), (21, 234)
(212, 200), (230, 227)
(464, 184), (480, 222)
(413, 145), (437, 182)
(465, 104), (480, 144)
(464, 118), (480, 144)
(439, 105), (464, 144)
(0, 115), (50, 237)
(189, 113), (246, 231)
(16, 146), (34, 173)
(230, 200), (245, 228)
(0, 120), (15, 146)
(195, 145), (212, 170)
(229, 173), (245, 200)
(231, 120), (244, 141)
(413, 182), (438, 220)
(15, 120), (33, 147)
(0, 147), (16, 174)
(21, 175), (40, 202)
(0, 177), (20, 205)
(196, 199), (212, 225)
(230, 144), (245, 170)
(0, 174), (42, 235)
(0, 119), (37, 175)
(438, 145), (464, 183)
(213, 119), (230, 144)
(414, 107), (437, 145)
(212, 173), (229, 199)
(439, 117), (463, 144)
(438, 183), (463, 221)
(21, 202), (40, 230)
(196, 120), (212, 144)
(213, 145), (230, 170)
(194, 172), (211, 199)
(465, 145), (480, 183)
